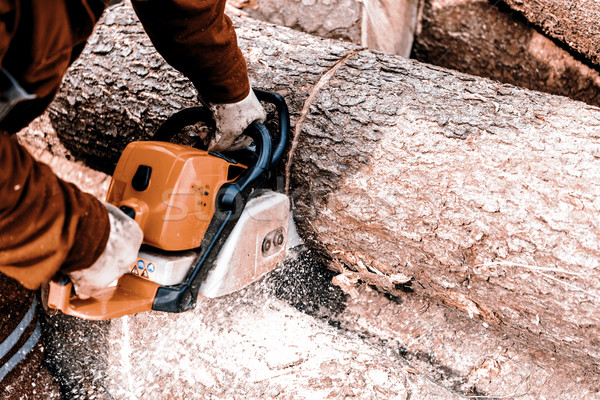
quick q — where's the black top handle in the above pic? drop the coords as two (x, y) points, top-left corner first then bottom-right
(217, 121), (271, 210)
(252, 88), (290, 167)
(152, 88), (290, 168)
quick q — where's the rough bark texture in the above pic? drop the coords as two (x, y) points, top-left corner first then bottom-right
(411, 0), (600, 107)
(19, 1), (600, 395)
(501, 0), (600, 68)
(229, 0), (362, 46)
(228, 0), (420, 57)
(24, 142), (599, 398)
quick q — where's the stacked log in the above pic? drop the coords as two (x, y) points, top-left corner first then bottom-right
(412, 0), (600, 107)
(501, 0), (600, 67)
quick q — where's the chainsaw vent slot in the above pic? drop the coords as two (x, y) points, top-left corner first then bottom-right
(132, 165), (152, 191)
(227, 165), (246, 181)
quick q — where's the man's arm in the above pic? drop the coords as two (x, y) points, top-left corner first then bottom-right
(131, 0), (267, 152)
(0, 133), (110, 289)
(131, 0), (250, 104)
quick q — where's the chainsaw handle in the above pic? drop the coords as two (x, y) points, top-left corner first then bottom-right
(152, 88), (289, 167)
(218, 121), (272, 210)
(253, 88), (290, 167)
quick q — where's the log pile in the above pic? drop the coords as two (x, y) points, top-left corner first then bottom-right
(19, 1), (600, 395)
(412, 0), (600, 107)
(233, 0), (600, 107)
(501, 0), (600, 67)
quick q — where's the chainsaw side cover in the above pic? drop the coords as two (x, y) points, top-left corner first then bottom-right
(106, 141), (245, 251)
(199, 191), (290, 298)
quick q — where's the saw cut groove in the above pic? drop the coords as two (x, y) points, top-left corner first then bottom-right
(284, 49), (362, 195)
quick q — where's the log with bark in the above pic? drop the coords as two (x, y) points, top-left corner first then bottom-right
(500, 0), (600, 68)
(228, 0), (363, 48)
(230, 0), (420, 58)
(411, 0), (600, 107)
(238, 0), (600, 107)
(22, 0), (600, 379)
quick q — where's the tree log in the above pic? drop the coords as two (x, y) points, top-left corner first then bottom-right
(29, 149), (598, 398)
(230, 0), (420, 57)
(500, 0), (600, 68)
(24, 0), (600, 378)
(411, 0), (600, 107)
(229, 0), (363, 47)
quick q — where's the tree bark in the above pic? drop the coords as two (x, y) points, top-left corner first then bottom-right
(25, 1), (600, 376)
(411, 0), (600, 107)
(229, 0), (363, 47)
(500, 0), (600, 68)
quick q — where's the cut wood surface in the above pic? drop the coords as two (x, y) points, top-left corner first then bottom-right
(21, 0), (600, 392)
(501, 0), (600, 68)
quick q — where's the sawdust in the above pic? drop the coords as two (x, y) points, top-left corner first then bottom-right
(43, 263), (462, 399)
(103, 286), (416, 399)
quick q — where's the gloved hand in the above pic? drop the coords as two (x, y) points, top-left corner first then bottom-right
(208, 88), (267, 153)
(68, 203), (143, 300)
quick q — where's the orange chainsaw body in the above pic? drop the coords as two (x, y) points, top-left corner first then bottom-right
(106, 141), (245, 251)
(46, 141), (246, 320)
(45, 89), (290, 321)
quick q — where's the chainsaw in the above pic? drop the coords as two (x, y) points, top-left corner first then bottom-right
(45, 89), (290, 320)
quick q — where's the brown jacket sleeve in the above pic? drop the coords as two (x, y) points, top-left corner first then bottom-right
(131, 0), (250, 104)
(0, 134), (110, 289)
(1, 0), (250, 289)
(0, 133), (110, 289)
(0, 0), (110, 290)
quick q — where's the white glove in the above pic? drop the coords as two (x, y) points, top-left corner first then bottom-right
(208, 88), (267, 153)
(68, 203), (143, 300)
